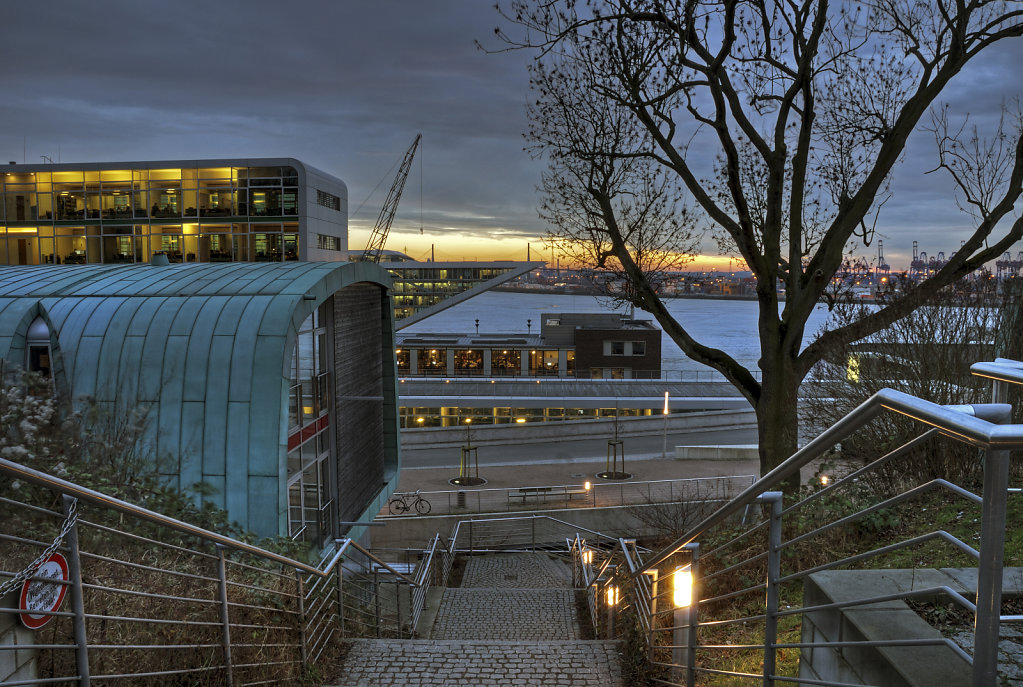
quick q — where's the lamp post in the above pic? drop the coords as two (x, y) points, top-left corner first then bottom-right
(671, 545), (699, 685)
(451, 417), (484, 486)
(673, 567), (692, 682)
(662, 391), (670, 460)
(605, 584), (619, 639)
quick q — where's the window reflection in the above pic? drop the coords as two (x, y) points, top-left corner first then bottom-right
(286, 310), (332, 547)
(490, 349), (520, 376)
(417, 349), (446, 375)
(454, 349), (483, 375)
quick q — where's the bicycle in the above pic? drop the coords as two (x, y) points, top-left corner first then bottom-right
(388, 490), (432, 515)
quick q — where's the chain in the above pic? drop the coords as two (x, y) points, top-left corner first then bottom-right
(0, 498), (79, 598)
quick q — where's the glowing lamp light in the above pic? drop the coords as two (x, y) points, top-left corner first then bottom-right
(820, 474), (831, 487)
(416, 417), (425, 424)
(674, 568), (693, 608)
(606, 586), (620, 606)
(581, 549), (593, 566)
(464, 418), (472, 424)
(302, 406), (314, 415)
(515, 418), (526, 424)
(584, 481), (592, 491)
(663, 391), (670, 415)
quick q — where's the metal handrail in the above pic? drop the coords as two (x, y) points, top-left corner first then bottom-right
(637, 388), (1015, 574)
(971, 358), (1023, 387)
(572, 359), (1023, 687)
(0, 455), (418, 587)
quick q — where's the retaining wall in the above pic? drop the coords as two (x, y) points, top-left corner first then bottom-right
(401, 409), (756, 450)
(0, 591), (36, 685)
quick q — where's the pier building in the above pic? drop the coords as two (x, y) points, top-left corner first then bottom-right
(395, 311), (661, 380)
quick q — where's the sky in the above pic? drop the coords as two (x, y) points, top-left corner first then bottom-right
(2, 1), (1021, 271)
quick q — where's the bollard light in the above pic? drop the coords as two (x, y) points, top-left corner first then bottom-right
(584, 480), (592, 491)
(606, 586), (619, 607)
(673, 567), (693, 608)
(820, 474), (831, 486)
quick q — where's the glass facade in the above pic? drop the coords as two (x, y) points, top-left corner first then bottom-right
(400, 405), (655, 428)
(454, 349), (483, 375)
(529, 349), (560, 376)
(417, 348), (447, 375)
(286, 310), (332, 547)
(387, 265), (522, 321)
(490, 349), (521, 376)
(0, 165), (300, 265)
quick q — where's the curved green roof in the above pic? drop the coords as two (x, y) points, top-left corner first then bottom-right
(0, 262), (395, 535)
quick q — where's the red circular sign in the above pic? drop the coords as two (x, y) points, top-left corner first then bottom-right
(19, 553), (70, 630)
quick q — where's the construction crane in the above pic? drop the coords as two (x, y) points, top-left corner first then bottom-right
(362, 134), (422, 263)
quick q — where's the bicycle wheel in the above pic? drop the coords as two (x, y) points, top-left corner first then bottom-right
(415, 497), (431, 515)
(388, 499), (407, 515)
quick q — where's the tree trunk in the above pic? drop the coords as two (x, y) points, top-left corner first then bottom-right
(754, 358), (802, 485)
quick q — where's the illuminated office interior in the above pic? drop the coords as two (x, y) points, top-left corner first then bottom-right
(0, 159), (346, 265)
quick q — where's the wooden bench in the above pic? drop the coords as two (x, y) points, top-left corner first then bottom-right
(508, 486), (590, 503)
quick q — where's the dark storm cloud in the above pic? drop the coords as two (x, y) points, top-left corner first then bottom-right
(2, 2), (1021, 266)
(0, 0), (540, 236)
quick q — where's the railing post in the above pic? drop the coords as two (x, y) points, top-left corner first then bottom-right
(374, 568), (381, 638)
(687, 544), (700, 686)
(336, 544), (346, 636)
(294, 569), (307, 665)
(215, 545), (234, 687)
(973, 448), (1009, 686)
(62, 495), (90, 687)
(531, 517), (536, 552)
(604, 582), (616, 639)
(761, 492), (783, 687)
(648, 570), (658, 662)
(972, 379), (1013, 687)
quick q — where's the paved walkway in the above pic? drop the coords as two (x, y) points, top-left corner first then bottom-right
(331, 553), (622, 686)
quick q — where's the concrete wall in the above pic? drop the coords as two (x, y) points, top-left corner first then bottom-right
(0, 591), (36, 684)
(800, 569), (975, 687)
(401, 409), (756, 450)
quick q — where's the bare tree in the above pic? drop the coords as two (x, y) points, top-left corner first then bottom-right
(496, 0), (1023, 474)
(803, 280), (1019, 487)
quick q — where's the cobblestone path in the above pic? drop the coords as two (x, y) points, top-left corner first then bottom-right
(330, 553), (622, 686)
(336, 640), (621, 686)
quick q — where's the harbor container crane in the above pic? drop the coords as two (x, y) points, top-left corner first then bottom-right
(361, 133), (422, 264)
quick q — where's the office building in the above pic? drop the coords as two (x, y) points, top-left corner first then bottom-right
(0, 158), (347, 266)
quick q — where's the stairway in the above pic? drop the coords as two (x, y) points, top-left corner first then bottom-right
(331, 552), (622, 686)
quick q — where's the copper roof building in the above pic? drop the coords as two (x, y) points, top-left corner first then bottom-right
(0, 261), (398, 542)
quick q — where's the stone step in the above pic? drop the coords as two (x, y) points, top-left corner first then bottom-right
(432, 588), (582, 641)
(460, 552), (573, 589)
(331, 639), (622, 687)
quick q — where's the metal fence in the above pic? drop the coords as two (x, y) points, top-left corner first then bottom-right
(381, 474), (756, 518)
(0, 457), (436, 686)
(573, 358), (1023, 687)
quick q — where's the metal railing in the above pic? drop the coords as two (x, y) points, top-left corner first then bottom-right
(380, 474), (756, 517)
(572, 358), (1023, 687)
(437, 514), (638, 588)
(0, 456), (427, 686)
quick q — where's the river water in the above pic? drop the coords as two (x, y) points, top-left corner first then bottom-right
(401, 291), (838, 377)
